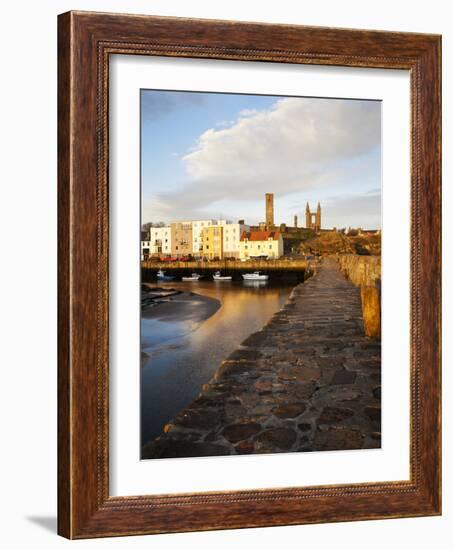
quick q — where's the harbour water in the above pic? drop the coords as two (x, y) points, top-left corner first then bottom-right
(141, 279), (296, 447)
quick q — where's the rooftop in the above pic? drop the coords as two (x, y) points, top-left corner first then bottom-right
(240, 230), (280, 242)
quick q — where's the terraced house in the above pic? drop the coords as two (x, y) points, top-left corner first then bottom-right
(191, 220), (217, 256)
(149, 226), (172, 257)
(201, 225), (223, 259)
(171, 222), (193, 257)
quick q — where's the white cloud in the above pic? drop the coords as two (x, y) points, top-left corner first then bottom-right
(239, 108), (258, 117)
(185, 97), (379, 197)
(144, 97), (381, 223)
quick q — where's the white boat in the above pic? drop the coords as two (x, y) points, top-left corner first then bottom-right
(242, 271), (269, 281)
(181, 273), (202, 281)
(213, 271), (232, 281)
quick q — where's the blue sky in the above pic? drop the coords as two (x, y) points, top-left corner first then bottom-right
(141, 89), (381, 229)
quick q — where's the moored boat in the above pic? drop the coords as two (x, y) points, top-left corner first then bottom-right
(157, 269), (175, 281)
(242, 271), (269, 281)
(181, 273), (202, 281)
(213, 271), (232, 281)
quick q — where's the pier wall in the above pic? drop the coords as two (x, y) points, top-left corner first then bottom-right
(337, 254), (381, 287)
(337, 255), (381, 339)
(142, 258), (309, 272)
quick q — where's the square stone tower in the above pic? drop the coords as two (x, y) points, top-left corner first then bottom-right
(265, 193), (274, 228)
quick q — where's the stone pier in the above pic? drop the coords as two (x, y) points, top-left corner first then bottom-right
(142, 258), (381, 459)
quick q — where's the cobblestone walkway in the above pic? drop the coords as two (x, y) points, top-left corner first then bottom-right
(143, 258), (381, 459)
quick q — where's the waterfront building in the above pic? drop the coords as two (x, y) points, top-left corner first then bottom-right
(191, 220), (217, 257)
(149, 226), (172, 257)
(171, 222), (193, 257)
(217, 220), (249, 259)
(239, 229), (283, 260)
(201, 225), (224, 259)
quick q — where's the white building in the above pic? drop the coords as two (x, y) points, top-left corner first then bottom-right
(149, 226), (172, 257)
(141, 219), (249, 259)
(218, 220), (249, 259)
(239, 229), (284, 260)
(190, 220), (216, 256)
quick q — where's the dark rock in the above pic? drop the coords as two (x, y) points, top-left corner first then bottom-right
(364, 406), (381, 422)
(191, 395), (223, 408)
(272, 402), (306, 419)
(214, 361), (256, 380)
(316, 357), (344, 368)
(254, 428), (297, 452)
(288, 382), (317, 400)
(229, 349), (263, 361)
(175, 409), (223, 431)
(317, 406), (354, 424)
(331, 370), (357, 385)
(278, 366), (321, 382)
(234, 440), (255, 454)
(241, 332), (269, 347)
(312, 427), (364, 452)
(254, 378), (274, 392)
(222, 422), (262, 443)
(297, 423), (312, 432)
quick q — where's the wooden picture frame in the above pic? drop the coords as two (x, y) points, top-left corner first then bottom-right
(58, 11), (441, 539)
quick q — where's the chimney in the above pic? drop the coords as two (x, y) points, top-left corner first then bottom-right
(294, 215), (298, 228)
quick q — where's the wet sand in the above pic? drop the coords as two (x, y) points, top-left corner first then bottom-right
(142, 289), (221, 323)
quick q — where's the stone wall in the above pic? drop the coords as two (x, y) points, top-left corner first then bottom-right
(337, 254), (381, 287)
(337, 255), (381, 339)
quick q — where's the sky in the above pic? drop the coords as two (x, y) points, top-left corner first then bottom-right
(141, 89), (381, 229)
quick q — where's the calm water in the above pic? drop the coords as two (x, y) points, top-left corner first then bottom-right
(141, 280), (295, 446)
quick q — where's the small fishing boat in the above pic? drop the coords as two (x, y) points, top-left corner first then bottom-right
(213, 271), (232, 281)
(156, 269), (175, 281)
(181, 273), (202, 281)
(242, 271), (269, 281)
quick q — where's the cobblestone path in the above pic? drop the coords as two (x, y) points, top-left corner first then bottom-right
(142, 258), (381, 459)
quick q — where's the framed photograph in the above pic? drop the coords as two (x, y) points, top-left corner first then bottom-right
(58, 11), (441, 538)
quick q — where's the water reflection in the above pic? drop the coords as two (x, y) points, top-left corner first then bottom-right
(141, 280), (294, 446)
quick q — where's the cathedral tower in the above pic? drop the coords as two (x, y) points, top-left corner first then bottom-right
(265, 193), (274, 228)
(305, 202), (321, 231)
